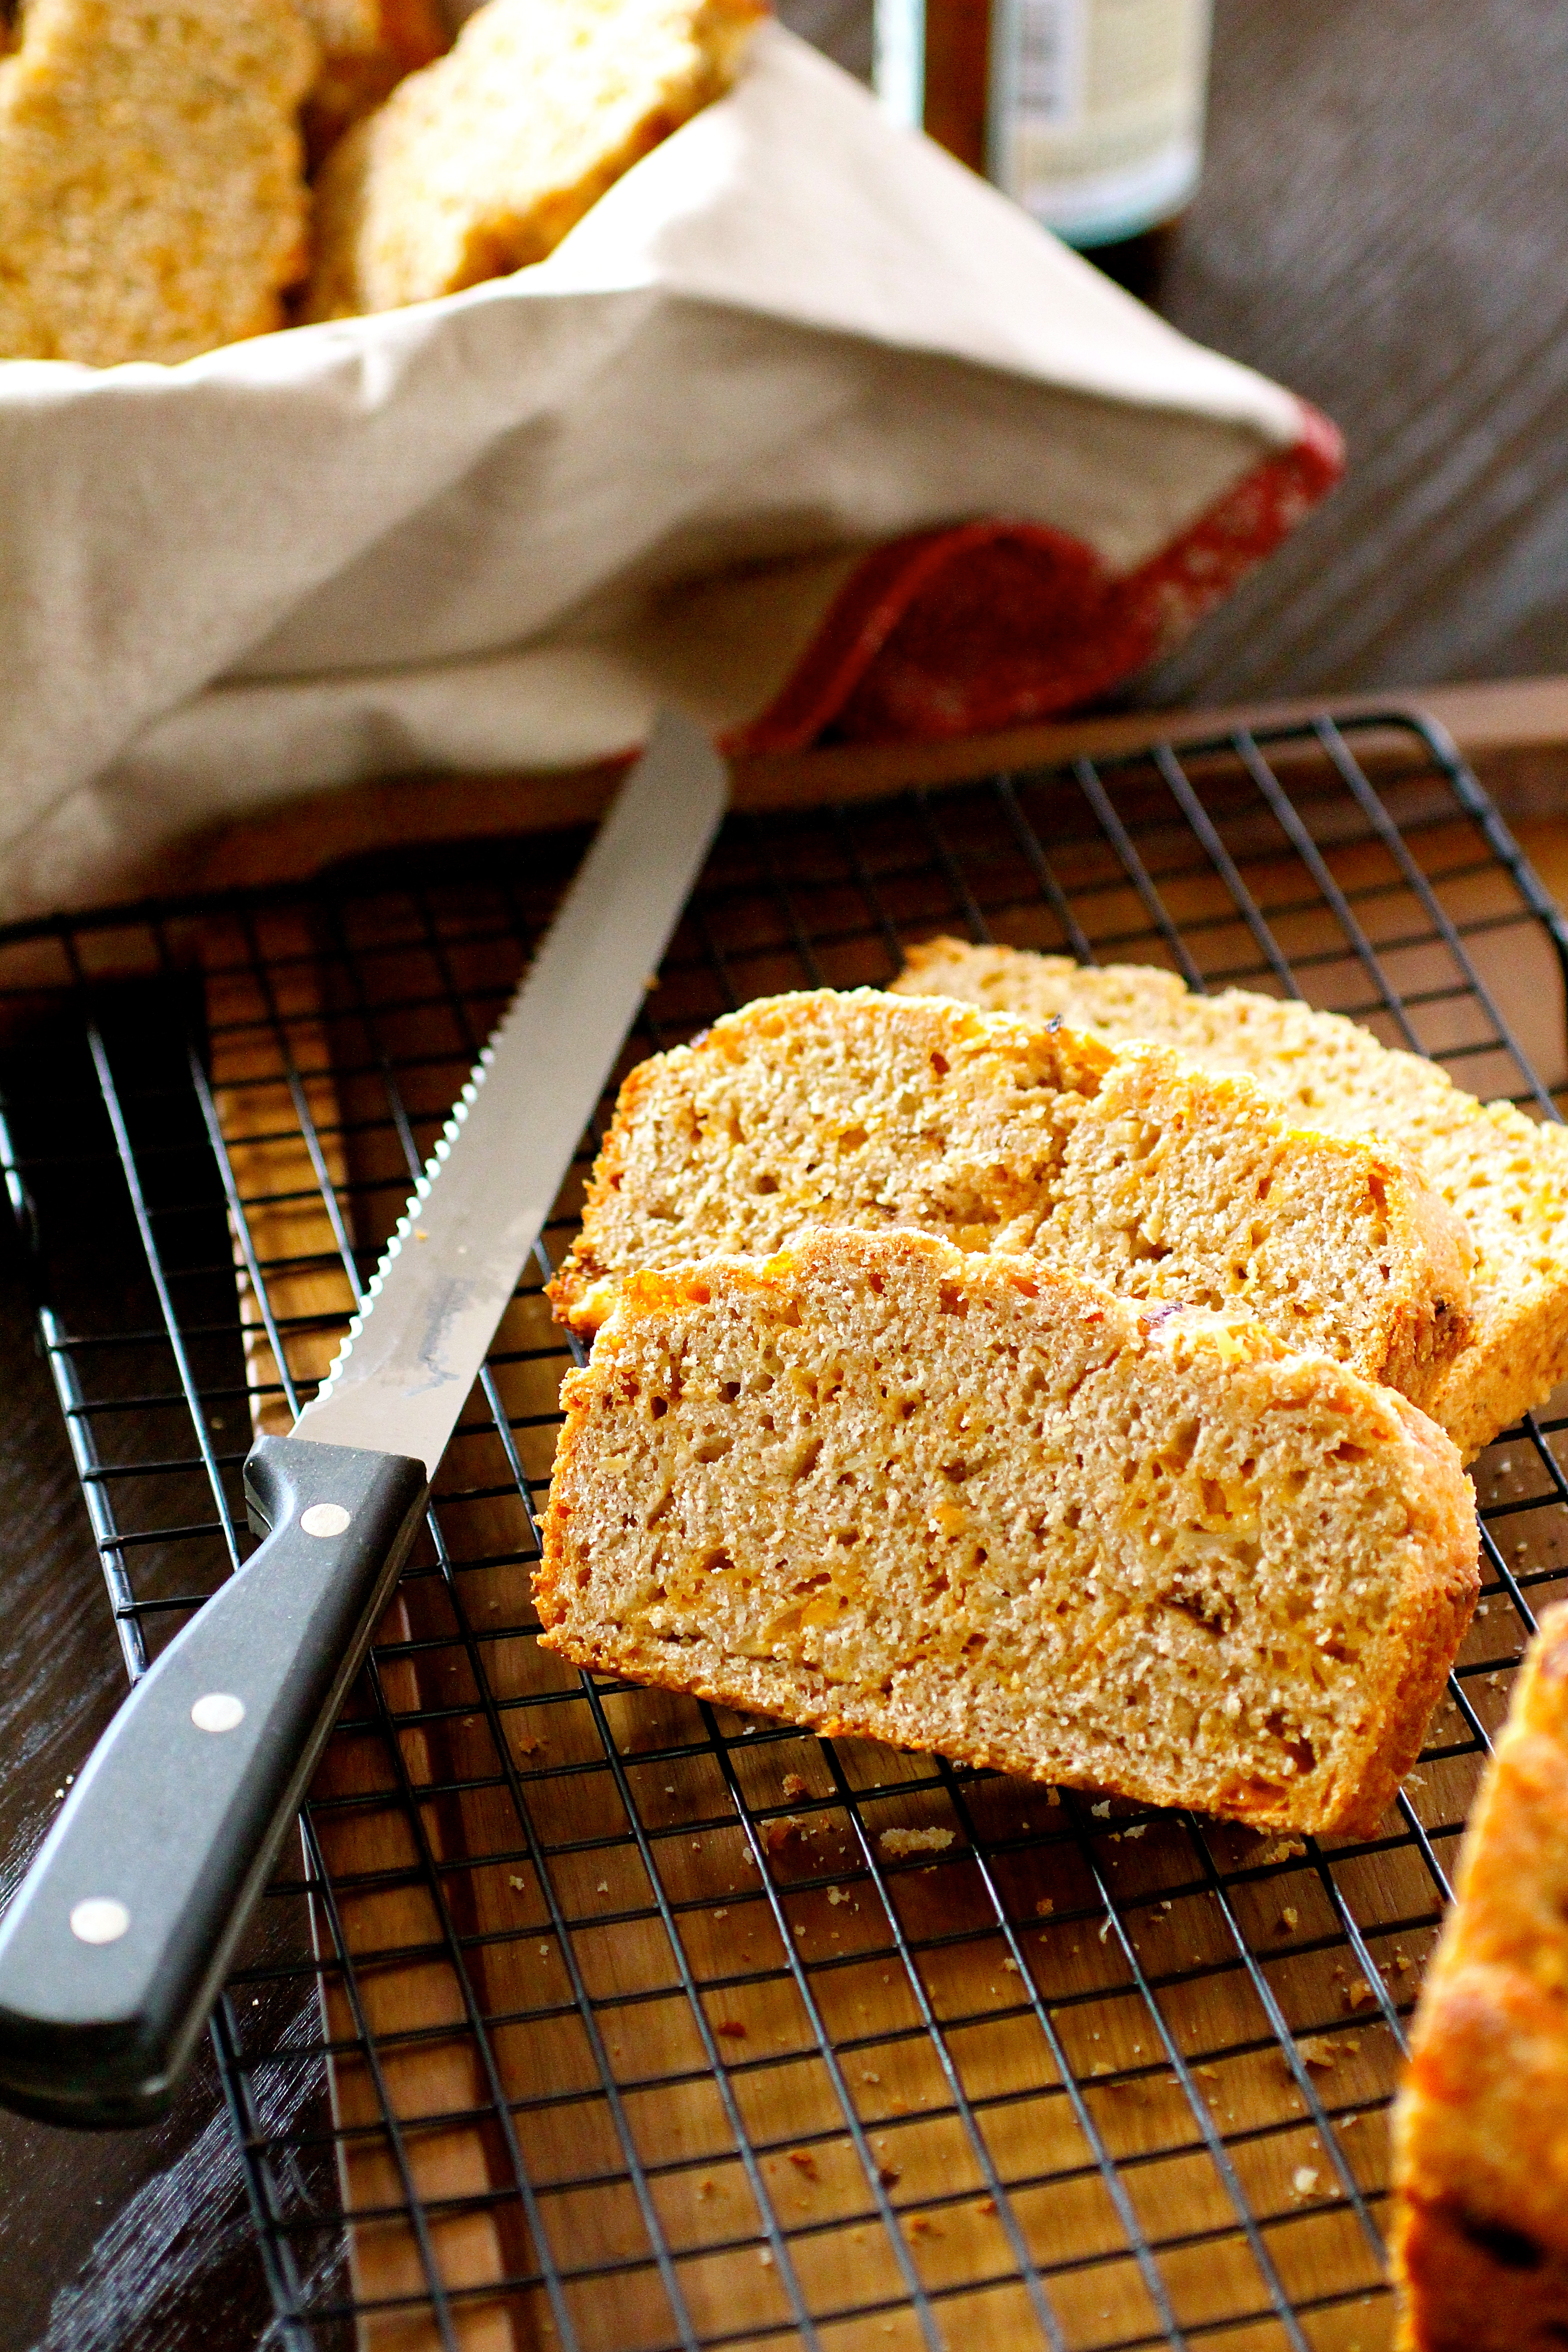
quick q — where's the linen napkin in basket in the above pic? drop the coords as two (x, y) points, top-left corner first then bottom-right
(0, 23), (1338, 920)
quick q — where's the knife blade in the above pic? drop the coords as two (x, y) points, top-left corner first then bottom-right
(0, 709), (726, 2127)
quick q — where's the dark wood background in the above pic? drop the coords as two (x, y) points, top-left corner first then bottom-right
(784, 0), (1568, 709)
(4, 1), (1568, 2344)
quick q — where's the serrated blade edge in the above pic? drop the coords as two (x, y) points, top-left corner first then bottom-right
(294, 709), (727, 1472)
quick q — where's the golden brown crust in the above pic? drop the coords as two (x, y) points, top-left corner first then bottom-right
(547, 988), (1473, 1415)
(298, 0), (449, 166)
(895, 938), (1568, 1461)
(539, 1229), (1479, 1837)
(1392, 1605), (1568, 2349)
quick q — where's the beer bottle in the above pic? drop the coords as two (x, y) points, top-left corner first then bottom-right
(875, 0), (1212, 297)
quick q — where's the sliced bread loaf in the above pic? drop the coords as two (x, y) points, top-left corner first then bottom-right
(1392, 1602), (1568, 2350)
(0, 0), (317, 367)
(304, 0), (764, 319)
(539, 1229), (1479, 1836)
(893, 940), (1568, 1459)
(548, 989), (1473, 1411)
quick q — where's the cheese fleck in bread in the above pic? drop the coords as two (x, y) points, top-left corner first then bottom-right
(894, 941), (1568, 1460)
(0, 0), (317, 368)
(547, 988), (1473, 1412)
(298, 0), (449, 162)
(1392, 1603), (1568, 2350)
(304, 0), (765, 319)
(538, 1229), (1479, 1837)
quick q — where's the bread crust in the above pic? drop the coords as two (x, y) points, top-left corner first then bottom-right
(894, 939), (1568, 1461)
(539, 1228), (1479, 1837)
(298, 0), (448, 164)
(548, 988), (1473, 1414)
(1392, 1603), (1568, 2350)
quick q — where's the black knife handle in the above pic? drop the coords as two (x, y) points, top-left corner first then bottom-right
(0, 1435), (427, 2128)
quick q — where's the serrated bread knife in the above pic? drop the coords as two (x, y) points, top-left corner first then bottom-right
(0, 710), (726, 2127)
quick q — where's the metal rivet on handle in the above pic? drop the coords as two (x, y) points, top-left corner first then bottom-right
(70, 1897), (130, 1945)
(191, 1692), (245, 1734)
(301, 1504), (351, 1539)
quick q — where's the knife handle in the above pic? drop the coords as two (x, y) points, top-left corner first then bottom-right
(0, 1435), (427, 2128)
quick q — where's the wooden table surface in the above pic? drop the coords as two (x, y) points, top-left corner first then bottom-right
(5, 4), (1568, 2347)
(784, 0), (1568, 713)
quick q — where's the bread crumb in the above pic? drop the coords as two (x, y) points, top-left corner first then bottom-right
(880, 1827), (954, 1858)
(1293, 2166), (1320, 2197)
(787, 2150), (818, 2180)
(1298, 2037), (1339, 2070)
(828, 1887), (850, 1906)
(1279, 1906), (1300, 1931)
(1344, 1977), (1378, 2011)
(782, 1773), (808, 1798)
(1256, 1837), (1308, 1865)
(1034, 1897), (1054, 1917)
(716, 2020), (747, 2039)
(509, 1876), (525, 1891)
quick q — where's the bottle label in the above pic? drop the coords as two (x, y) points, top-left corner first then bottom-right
(990, 0), (1212, 245)
(874, 0), (927, 131)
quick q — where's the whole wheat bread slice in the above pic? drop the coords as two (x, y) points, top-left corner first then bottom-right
(893, 940), (1568, 1460)
(539, 1228), (1478, 1837)
(1391, 1602), (1568, 2350)
(548, 989), (1473, 1412)
(0, 0), (316, 367)
(304, 0), (764, 319)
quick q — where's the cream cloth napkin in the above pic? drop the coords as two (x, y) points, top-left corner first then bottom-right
(0, 24), (1310, 920)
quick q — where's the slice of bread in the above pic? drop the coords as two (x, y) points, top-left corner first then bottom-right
(894, 941), (1568, 1460)
(1391, 1602), (1568, 2350)
(304, 0), (765, 320)
(548, 989), (1474, 1414)
(298, 0), (449, 163)
(538, 1229), (1478, 1836)
(0, 0), (317, 367)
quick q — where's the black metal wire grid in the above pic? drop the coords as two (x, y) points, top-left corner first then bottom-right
(1, 712), (1566, 2352)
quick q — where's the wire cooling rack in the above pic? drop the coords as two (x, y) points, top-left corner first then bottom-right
(1, 712), (1566, 2352)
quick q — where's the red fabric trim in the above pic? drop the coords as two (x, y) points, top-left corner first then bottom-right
(729, 398), (1344, 755)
